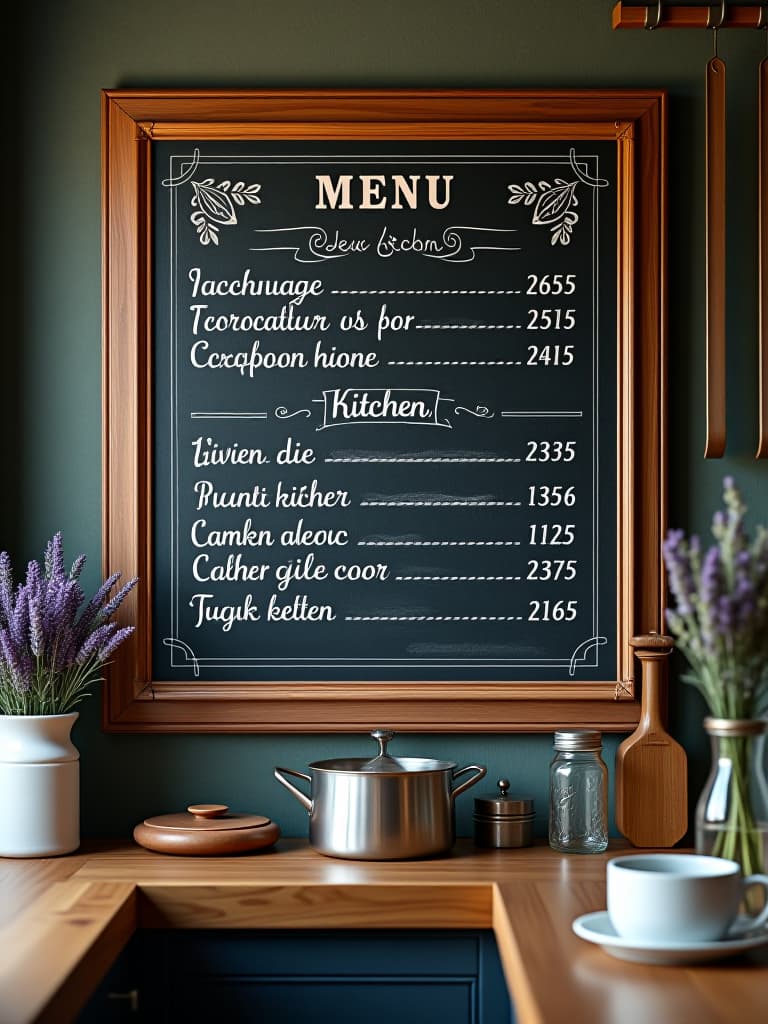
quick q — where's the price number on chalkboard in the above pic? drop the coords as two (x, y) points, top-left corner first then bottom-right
(528, 524), (576, 546)
(528, 485), (576, 507)
(526, 273), (577, 295)
(526, 309), (576, 330)
(528, 600), (578, 622)
(526, 559), (578, 581)
(526, 345), (574, 365)
(526, 441), (577, 462)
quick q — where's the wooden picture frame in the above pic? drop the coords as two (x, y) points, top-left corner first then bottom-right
(102, 89), (666, 732)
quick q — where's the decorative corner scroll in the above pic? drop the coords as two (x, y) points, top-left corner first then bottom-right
(568, 635), (608, 677)
(507, 148), (609, 246)
(162, 637), (200, 678)
(162, 148), (262, 246)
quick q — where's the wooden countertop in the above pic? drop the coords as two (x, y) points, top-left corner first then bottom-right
(0, 838), (766, 1024)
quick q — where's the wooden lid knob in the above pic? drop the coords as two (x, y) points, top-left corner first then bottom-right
(187, 804), (229, 819)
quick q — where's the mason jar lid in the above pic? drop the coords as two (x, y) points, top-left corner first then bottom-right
(553, 729), (602, 751)
(473, 778), (534, 816)
(703, 717), (768, 738)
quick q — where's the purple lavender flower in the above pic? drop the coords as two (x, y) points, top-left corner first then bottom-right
(98, 576), (139, 622)
(664, 475), (768, 720)
(44, 532), (65, 580)
(0, 552), (12, 625)
(74, 572), (122, 643)
(716, 594), (735, 634)
(69, 554), (86, 581)
(28, 594), (44, 657)
(0, 628), (29, 692)
(98, 625), (135, 661)
(0, 534), (137, 714)
(75, 623), (117, 666)
(663, 529), (695, 616)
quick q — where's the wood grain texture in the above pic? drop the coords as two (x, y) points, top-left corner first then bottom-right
(1, 840), (767, 1024)
(102, 89), (667, 733)
(0, 879), (136, 1024)
(137, 882), (491, 930)
(615, 635), (688, 847)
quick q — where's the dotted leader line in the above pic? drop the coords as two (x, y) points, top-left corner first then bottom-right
(415, 324), (522, 330)
(330, 289), (521, 296)
(395, 575), (521, 581)
(325, 457), (521, 463)
(386, 360), (522, 366)
(360, 500), (521, 507)
(345, 614), (524, 622)
(357, 540), (521, 547)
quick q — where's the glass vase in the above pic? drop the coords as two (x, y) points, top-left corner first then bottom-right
(695, 718), (768, 893)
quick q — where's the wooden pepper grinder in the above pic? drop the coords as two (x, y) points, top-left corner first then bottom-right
(615, 634), (688, 847)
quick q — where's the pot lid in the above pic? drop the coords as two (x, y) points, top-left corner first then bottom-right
(142, 804), (272, 832)
(310, 730), (456, 774)
(474, 779), (534, 816)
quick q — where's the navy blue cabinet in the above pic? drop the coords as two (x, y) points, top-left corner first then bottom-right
(79, 930), (513, 1023)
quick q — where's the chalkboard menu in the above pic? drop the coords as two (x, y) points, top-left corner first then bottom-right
(102, 91), (665, 731)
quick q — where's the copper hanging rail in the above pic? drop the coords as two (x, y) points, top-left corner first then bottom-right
(613, 3), (766, 29)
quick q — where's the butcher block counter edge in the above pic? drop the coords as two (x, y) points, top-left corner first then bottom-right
(0, 838), (765, 1024)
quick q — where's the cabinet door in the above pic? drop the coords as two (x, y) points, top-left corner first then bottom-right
(79, 929), (513, 1024)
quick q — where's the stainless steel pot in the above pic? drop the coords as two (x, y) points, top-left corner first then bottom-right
(274, 729), (486, 860)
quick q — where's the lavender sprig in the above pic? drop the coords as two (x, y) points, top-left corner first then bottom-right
(662, 477), (768, 720)
(0, 533), (137, 716)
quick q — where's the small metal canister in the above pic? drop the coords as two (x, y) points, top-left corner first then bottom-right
(473, 779), (535, 848)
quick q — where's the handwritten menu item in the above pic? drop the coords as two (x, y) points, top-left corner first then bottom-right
(152, 141), (617, 682)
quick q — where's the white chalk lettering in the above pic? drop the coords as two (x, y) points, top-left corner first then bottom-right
(315, 174), (453, 211)
(189, 593), (261, 631)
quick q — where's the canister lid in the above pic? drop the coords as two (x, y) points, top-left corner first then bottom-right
(553, 729), (602, 751)
(133, 804), (281, 856)
(473, 779), (534, 816)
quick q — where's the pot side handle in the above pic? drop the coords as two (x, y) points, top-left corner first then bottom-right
(274, 767), (313, 814)
(450, 764), (487, 802)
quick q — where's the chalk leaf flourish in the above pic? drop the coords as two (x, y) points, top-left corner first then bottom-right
(507, 149), (607, 247)
(162, 150), (261, 246)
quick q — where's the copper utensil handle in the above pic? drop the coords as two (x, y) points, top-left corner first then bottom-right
(706, 56), (727, 458)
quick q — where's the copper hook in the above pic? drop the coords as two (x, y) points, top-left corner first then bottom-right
(707, 0), (727, 56)
(644, 1), (663, 31)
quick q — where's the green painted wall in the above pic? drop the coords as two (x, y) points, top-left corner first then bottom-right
(3, 0), (766, 840)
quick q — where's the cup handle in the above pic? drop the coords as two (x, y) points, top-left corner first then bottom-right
(728, 873), (768, 936)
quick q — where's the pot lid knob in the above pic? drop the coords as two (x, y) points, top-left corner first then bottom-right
(497, 779), (510, 797)
(370, 729), (395, 758)
(187, 804), (229, 820)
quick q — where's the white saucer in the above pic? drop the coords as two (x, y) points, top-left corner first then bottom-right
(572, 911), (768, 965)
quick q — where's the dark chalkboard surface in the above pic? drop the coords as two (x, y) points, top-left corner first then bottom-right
(152, 140), (616, 682)
(102, 90), (665, 730)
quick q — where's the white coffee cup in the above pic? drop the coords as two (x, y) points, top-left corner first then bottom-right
(607, 853), (768, 943)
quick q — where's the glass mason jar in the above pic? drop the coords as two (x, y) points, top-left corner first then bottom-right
(548, 729), (608, 854)
(696, 718), (768, 884)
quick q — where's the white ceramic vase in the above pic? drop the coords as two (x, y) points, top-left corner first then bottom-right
(0, 713), (80, 857)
